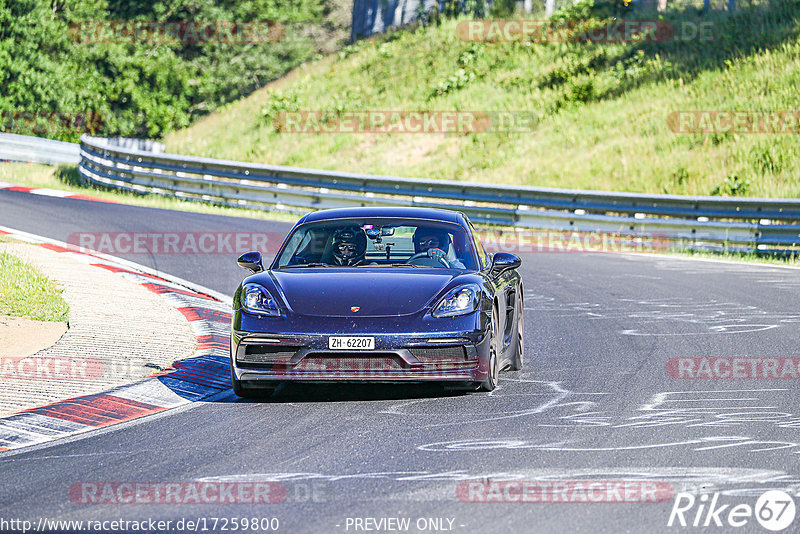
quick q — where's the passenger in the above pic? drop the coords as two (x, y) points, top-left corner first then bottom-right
(290, 228), (329, 264)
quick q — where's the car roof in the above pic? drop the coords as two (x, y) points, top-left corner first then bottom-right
(296, 207), (465, 225)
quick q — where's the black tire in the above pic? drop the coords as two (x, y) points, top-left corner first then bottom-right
(509, 290), (524, 371)
(480, 306), (500, 392)
(230, 357), (277, 399)
(230, 362), (250, 398)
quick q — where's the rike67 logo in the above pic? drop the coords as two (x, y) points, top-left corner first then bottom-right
(668, 490), (796, 531)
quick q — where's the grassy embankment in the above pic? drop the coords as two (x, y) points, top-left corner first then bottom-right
(164, 0), (800, 198)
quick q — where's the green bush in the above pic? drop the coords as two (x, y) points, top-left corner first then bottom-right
(0, 0), (328, 140)
(711, 174), (751, 196)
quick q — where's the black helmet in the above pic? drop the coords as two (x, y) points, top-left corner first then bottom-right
(331, 226), (367, 266)
(412, 227), (451, 254)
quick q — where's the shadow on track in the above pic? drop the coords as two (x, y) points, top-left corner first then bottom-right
(227, 382), (471, 403)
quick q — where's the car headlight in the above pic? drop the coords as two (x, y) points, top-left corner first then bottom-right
(432, 284), (480, 318)
(241, 283), (281, 316)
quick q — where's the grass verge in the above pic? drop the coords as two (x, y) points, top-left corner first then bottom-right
(0, 252), (69, 322)
(654, 247), (799, 268)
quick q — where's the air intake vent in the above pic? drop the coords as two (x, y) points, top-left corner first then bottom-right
(409, 346), (468, 361)
(238, 345), (299, 365)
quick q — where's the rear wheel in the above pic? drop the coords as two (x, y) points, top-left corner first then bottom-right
(509, 291), (524, 371)
(480, 307), (500, 392)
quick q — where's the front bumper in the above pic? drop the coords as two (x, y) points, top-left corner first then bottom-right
(231, 329), (490, 383)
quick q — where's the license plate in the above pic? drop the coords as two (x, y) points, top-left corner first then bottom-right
(328, 336), (375, 350)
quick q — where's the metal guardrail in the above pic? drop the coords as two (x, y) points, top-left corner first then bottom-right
(76, 134), (800, 249)
(0, 133), (80, 165)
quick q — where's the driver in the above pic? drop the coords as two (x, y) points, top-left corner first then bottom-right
(328, 226), (367, 266)
(413, 228), (449, 255)
(412, 227), (465, 268)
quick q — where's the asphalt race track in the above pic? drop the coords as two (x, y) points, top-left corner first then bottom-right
(2, 189), (800, 533)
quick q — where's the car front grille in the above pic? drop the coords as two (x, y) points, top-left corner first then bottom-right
(299, 353), (405, 372)
(238, 345), (478, 374)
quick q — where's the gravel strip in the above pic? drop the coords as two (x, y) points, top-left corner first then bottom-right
(0, 243), (198, 415)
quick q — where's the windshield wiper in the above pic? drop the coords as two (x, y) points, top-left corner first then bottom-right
(361, 263), (429, 268)
(280, 263), (330, 269)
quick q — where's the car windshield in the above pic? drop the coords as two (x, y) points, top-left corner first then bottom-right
(274, 218), (478, 270)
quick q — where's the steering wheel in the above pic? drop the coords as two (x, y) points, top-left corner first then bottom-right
(405, 248), (450, 268)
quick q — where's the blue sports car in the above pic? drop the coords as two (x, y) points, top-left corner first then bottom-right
(230, 207), (523, 397)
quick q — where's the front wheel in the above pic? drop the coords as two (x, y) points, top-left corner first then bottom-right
(230, 363), (252, 398)
(480, 308), (500, 392)
(230, 358), (277, 399)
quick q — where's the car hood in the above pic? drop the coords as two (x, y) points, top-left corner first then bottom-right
(265, 268), (463, 317)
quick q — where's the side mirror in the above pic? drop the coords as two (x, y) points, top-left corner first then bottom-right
(237, 251), (264, 273)
(491, 252), (521, 273)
